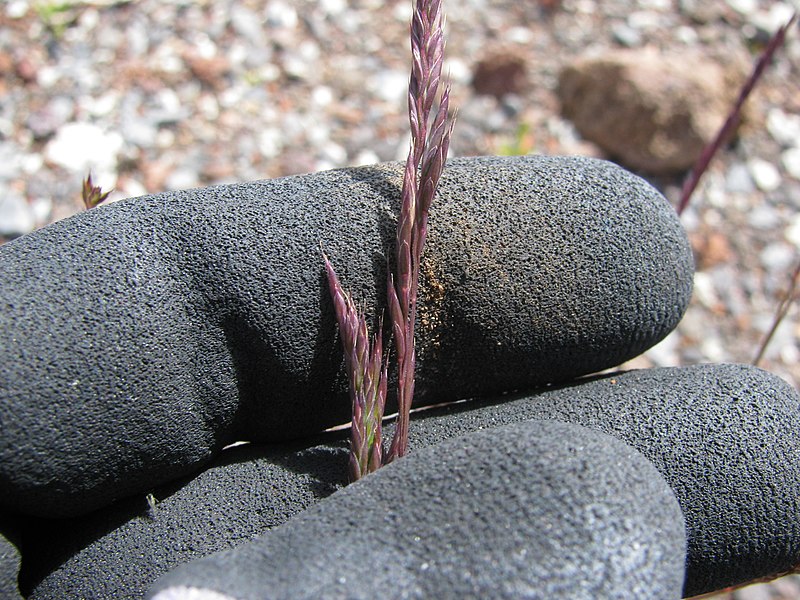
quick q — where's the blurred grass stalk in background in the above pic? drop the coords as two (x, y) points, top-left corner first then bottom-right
(675, 12), (797, 368)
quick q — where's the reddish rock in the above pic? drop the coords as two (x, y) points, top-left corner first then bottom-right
(184, 54), (231, 91)
(557, 48), (747, 174)
(471, 49), (528, 99)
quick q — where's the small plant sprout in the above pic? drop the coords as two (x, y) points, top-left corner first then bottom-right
(323, 0), (455, 480)
(81, 173), (112, 210)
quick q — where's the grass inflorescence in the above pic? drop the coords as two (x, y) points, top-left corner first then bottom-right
(81, 173), (111, 209)
(323, 0), (455, 481)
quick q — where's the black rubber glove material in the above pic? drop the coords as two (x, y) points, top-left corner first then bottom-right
(19, 364), (797, 599)
(0, 155), (693, 518)
(413, 363), (800, 597)
(148, 420), (686, 600)
(0, 522), (22, 600)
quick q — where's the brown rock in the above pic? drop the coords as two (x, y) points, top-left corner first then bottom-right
(557, 48), (745, 174)
(13, 55), (37, 84)
(690, 229), (734, 270)
(184, 54), (231, 91)
(471, 49), (528, 99)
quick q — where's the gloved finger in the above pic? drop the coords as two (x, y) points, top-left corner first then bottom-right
(424, 362), (800, 597)
(0, 521), (22, 600)
(0, 155), (692, 518)
(18, 363), (798, 599)
(148, 420), (686, 600)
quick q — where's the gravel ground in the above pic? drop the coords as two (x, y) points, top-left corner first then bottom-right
(1, 0), (799, 597)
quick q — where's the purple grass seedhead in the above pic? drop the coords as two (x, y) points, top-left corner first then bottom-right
(322, 251), (388, 482)
(81, 173), (112, 210)
(322, 0), (454, 481)
(386, 0), (455, 462)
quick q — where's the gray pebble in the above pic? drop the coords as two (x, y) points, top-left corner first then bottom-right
(612, 23), (643, 47)
(725, 162), (755, 194)
(26, 96), (75, 140)
(0, 192), (35, 238)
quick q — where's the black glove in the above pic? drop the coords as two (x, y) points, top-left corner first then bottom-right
(3, 156), (795, 599)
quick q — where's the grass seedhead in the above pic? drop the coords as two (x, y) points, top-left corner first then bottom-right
(322, 0), (455, 480)
(754, 258), (800, 366)
(386, 0), (455, 462)
(322, 251), (388, 482)
(81, 173), (112, 210)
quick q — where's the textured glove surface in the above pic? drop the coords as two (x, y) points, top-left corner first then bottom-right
(18, 364), (799, 599)
(0, 155), (692, 518)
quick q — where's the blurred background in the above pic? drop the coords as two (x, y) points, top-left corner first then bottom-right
(0, 0), (798, 597)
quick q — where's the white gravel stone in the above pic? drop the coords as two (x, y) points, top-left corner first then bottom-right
(122, 118), (158, 148)
(83, 91), (119, 118)
(748, 158), (782, 192)
(265, 1), (298, 29)
(643, 330), (681, 367)
(613, 23), (642, 47)
(119, 179), (148, 200)
(126, 22), (150, 58)
(311, 86), (334, 108)
(749, 204), (782, 230)
(5, 1), (28, 19)
(320, 0), (347, 16)
(674, 26), (699, 45)
(391, 2), (413, 22)
(726, 163), (755, 194)
(750, 3), (797, 35)
(640, 0), (671, 9)
(29, 196), (52, 224)
(782, 147), (800, 180)
(36, 66), (61, 89)
(505, 26), (534, 44)
(45, 123), (123, 174)
(784, 214), (800, 248)
(767, 108), (800, 148)
(351, 149), (380, 166)
(726, 0), (758, 16)
(0, 144), (23, 180)
(165, 167), (199, 191)
(319, 141), (347, 166)
(700, 335), (729, 363)
(760, 242), (795, 273)
(369, 70), (409, 104)
(258, 129), (284, 159)
(692, 272), (721, 308)
(444, 57), (471, 85)
(231, 7), (265, 46)
(628, 11), (663, 30)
